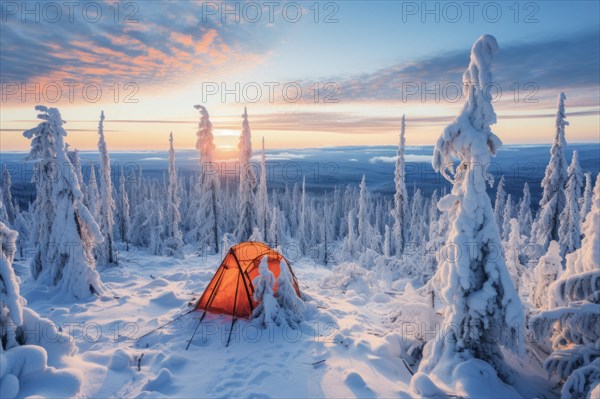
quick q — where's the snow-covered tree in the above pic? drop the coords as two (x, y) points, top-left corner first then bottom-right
(249, 226), (262, 242)
(532, 93), (569, 251)
(494, 175), (506, 234)
(558, 151), (582, 255)
(276, 260), (304, 326)
(298, 176), (306, 253)
(252, 257), (283, 327)
(391, 114), (409, 255)
(502, 193), (513, 242)
(383, 224), (391, 257)
(517, 182), (533, 238)
(164, 133), (184, 258)
(117, 169), (130, 249)
(257, 137), (269, 241)
(417, 36), (524, 387)
(24, 106), (103, 299)
(579, 172), (593, 225)
(357, 175), (369, 251)
(504, 219), (530, 299)
(342, 209), (356, 259)
(95, 111), (116, 265)
(531, 173), (600, 399)
(0, 220), (24, 349)
(269, 206), (280, 247)
(2, 166), (17, 225)
(531, 240), (563, 310)
(66, 147), (85, 198)
(86, 162), (99, 221)
(567, 150), (583, 198)
(409, 188), (425, 243)
(192, 104), (220, 253)
(235, 107), (257, 241)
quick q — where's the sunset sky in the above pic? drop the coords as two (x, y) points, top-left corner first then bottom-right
(1, 1), (599, 156)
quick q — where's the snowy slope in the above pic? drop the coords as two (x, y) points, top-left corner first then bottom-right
(13, 244), (557, 398)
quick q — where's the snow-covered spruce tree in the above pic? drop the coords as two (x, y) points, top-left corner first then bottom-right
(164, 133), (184, 258)
(423, 189), (441, 280)
(192, 104), (220, 253)
(2, 166), (17, 225)
(409, 187), (424, 243)
(0, 220), (24, 349)
(567, 150), (583, 198)
(249, 226), (262, 242)
(502, 193), (513, 242)
(531, 173), (600, 399)
(257, 137), (269, 241)
(298, 176), (307, 253)
(579, 172), (593, 226)
(269, 206), (280, 247)
(23, 106), (103, 298)
(504, 219), (531, 299)
(357, 175), (369, 251)
(415, 35), (524, 389)
(391, 114), (409, 255)
(517, 182), (533, 238)
(117, 169), (130, 249)
(531, 93), (569, 251)
(95, 111), (116, 266)
(531, 240), (563, 310)
(252, 257), (283, 327)
(12, 207), (33, 260)
(493, 175), (506, 236)
(66, 147), (85, 198)
(342, 209), (357, 259)
(276, 260), (304, 326)
(235, 107), (257, 241)
(558, 151), (582, 255)
(384, 224), (391, 257)
(86, 161), (100, 221)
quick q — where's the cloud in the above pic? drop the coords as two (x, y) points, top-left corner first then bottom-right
(139, 157), (166, 161)
(327, 30), (600, 105)
(369, 154), (433, 163)
(251, 152), (307, 161)
(0, 2), (266, 90)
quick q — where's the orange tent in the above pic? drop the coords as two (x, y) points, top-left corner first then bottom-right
(195, 242), (301, 319)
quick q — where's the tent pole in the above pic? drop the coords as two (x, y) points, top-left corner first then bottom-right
(230, 249), (255, 313)
(185, 310), (208, 350)
(185, 250), (231, 350)
(226, 272), (241, 347)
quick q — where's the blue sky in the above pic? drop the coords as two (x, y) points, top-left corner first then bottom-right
(1, 1), (599, 151)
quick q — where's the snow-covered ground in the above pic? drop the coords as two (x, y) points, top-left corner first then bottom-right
(13, 243), (557, 398)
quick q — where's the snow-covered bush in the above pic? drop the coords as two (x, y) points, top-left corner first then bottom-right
(0, 220), (79, 399)
(252, 258), (283, 327)
(0, 221), (24, 349)
(276, 260), (304, 326)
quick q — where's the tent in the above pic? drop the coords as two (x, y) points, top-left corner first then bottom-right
(195, 241), (301, 319)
